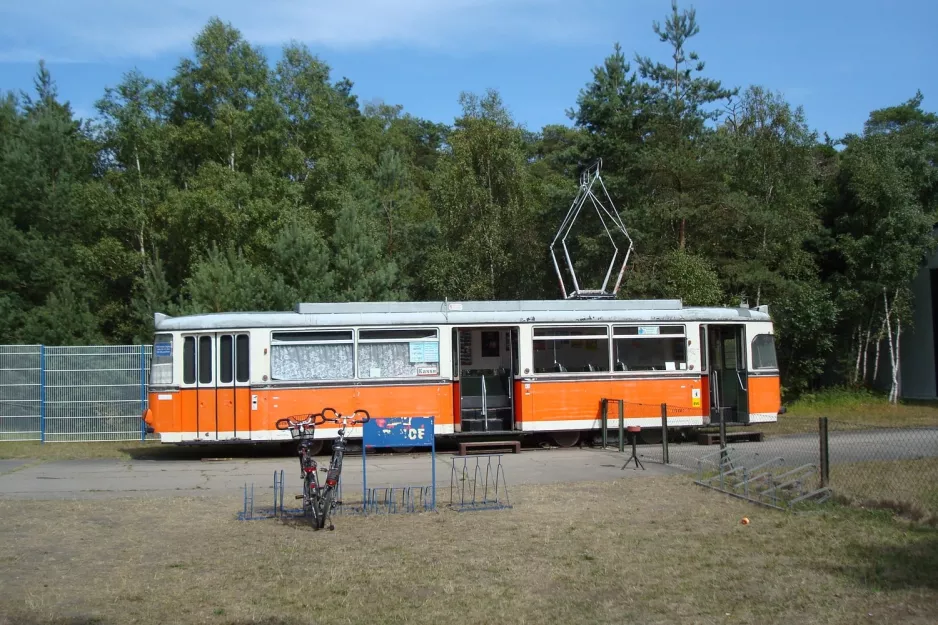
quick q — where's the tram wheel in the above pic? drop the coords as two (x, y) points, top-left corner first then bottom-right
(390, 446), (415, 454)
(551, 431), (581, 448)
(305, 440), (325, 455)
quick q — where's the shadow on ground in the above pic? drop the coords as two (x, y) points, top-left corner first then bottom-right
(118, 442), (298, 461)
(837, 525), (938, 591)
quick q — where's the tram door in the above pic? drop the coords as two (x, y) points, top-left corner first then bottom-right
(216, 333), (251, 440)
(706, 325), (749, 424)
(453, 327), (519, 432)
(182, 333), (251, 441)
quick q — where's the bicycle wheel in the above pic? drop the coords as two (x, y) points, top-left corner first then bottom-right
(318, 486), (336, 531)
(303, 474), (320, 528)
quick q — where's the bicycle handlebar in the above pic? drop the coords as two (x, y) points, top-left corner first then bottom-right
(319, 407), (371, 425)
(276, 408), (371, 432)
(275, 413), (327, 430)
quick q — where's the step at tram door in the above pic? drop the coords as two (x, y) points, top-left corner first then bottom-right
(453, 328), (519, 433)
(704, 325), (749, 425)
(181, 333), (252, 440)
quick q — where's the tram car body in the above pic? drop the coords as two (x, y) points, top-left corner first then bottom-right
(142, 299), (782, 448)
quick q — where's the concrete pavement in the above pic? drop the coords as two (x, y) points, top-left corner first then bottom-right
(0, 448), (681, 500)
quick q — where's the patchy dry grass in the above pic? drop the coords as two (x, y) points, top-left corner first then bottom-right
(0, 477), (936, 625)
(0, 440), (295, 462)
(831, 457), (938, 524)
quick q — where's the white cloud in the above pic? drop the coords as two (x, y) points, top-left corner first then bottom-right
(0, 0), (605, 63)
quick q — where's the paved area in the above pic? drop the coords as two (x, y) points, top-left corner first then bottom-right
(2, 428), (934, 501)
(0, 448), (681, 500)
(0, 459), (32, 473)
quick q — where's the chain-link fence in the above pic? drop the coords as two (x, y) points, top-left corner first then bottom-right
(0, 344), (152, 443)
(597, 400), (938, 520)
(827, 419), (938, 521)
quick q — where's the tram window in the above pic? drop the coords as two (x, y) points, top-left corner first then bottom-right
(151, 333), (174, 385)
(198, 336), (213, 383)
(236, 334), (250, 382)
(751, 334), (778, 369)
(532, 326), (610, 374)
(613, 325), (687, 372)
(270, 330), (354, 381)
(358, 328), (440, 378)
(183, 337), (195, 384)
(219, 335), (233, 384)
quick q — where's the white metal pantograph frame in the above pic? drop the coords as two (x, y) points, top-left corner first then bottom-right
(549, 159), (633, 300)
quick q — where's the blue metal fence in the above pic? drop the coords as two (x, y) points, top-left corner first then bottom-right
(0, 344), (153, 443)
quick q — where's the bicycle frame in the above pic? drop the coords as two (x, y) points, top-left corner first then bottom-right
(276, 414), (327, 528)
(277, 408), (370, 531)
(315, 407), (370, 531)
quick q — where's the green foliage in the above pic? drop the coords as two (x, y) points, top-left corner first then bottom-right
(330, 198), (403, 302)
(656, 249), (723, 306)
(0, 6), (935, 405)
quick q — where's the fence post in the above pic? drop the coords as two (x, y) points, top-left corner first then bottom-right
(819, 417), (830, 487)
(617, 399), (625, 453)
(39, 344), (45, 444)
(660, 403), (669, 464)
(601, 399), (608, 449)
(139, 344), (147, 441)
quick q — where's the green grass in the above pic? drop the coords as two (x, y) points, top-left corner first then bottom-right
(749, 387), (938, 436)
(0, 477), (936, 625)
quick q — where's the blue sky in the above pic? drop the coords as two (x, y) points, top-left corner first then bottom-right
(0, 0), (935, 140)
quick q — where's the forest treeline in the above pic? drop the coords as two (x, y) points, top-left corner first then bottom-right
(0, 3), (936, 398)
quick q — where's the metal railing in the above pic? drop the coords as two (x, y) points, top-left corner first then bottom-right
(0, 344), (152, 442)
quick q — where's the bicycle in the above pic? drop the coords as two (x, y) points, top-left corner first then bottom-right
(315, 407), (370, 531)
(275, 413), (327, 528)
(275, 407), (371, 531)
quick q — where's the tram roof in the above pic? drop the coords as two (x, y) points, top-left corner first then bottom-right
(153, 299), (771, 332)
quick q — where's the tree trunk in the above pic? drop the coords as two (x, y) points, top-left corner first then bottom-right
(852, 325), (862, 385)
(883, 288), (899, 404)
(895, 316), (902, 402)
(872, 316), (886, 383)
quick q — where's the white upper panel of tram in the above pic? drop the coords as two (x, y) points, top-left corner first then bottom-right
(154, 299), (771, 332)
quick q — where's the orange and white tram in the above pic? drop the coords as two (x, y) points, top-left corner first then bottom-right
(142, 299), (782, 449)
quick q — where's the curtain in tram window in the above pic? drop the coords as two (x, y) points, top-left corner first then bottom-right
(271, 344), (354, 380)
(358, 343), (437, 378)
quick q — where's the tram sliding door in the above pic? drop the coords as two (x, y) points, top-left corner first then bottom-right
(196, 335), (217, 440)
(706, 325), (749, 424)
(454, 327), (518, 432)
(216, 333), (251, 440)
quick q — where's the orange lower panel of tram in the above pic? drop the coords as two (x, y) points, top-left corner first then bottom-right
(149, 384), (455, 441)
(513, 377), (707, 430)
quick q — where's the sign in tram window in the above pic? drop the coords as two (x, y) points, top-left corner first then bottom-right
(270, 330), (354, 381)
(359, 328), (440, 378)
(151, 334), (173, 385)
(613, 325), (687, 372)
(532, 326), (610, 374)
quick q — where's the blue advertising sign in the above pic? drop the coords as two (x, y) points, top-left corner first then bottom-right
(154, 342), (172, 357)
(363, 416), (435, 448)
